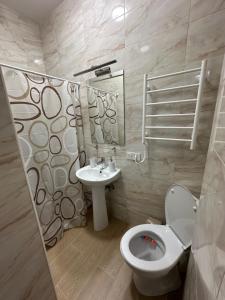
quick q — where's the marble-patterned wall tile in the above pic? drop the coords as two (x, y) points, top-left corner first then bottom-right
(124, 24), (188, 76)
(41, 0), (223, 235)
(0, 70), (56, 300)
(5, 1), (225, 299)
(125, 0), (148, 13)
(190, 0), (225, 22)
(125, 0), (189, 47)
(84, 17), (125, 64)
(186, 9), (225, 63)
(0, 0), (222, 297)
(0, 3), (45, 72)
(183, 56), (225, 300)
(83, 0), (125, 27)
(41, 21), (61, 74)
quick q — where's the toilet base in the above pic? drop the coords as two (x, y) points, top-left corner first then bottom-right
(133, 266), (181, 296)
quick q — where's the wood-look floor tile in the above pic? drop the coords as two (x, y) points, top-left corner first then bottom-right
(56, 249), (102, 299)
(55, 284), (68, 300)
(68, 217), (129, 279)
(77, 267), (113, 300)
(106, 263), (139, 300)
(47, 217), (182, 300)
(99, 244), (124, 279)
(98, 224), (128, 279)
(49, 244), (80, 286)
(71, 217), (125, 254)
(47, 227), (82, 264)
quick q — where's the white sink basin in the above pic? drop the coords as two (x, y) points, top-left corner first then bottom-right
(76, 165), (120, 186)
(76, 165), (121, 231)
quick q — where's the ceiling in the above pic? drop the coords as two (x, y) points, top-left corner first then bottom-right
(0, 0), (64, 22)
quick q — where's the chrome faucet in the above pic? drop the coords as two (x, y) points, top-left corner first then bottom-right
(97, 157), (105, 165)
(97, 157), (107, 172)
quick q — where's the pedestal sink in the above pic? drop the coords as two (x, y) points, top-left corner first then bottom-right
(76, 165), (121, 231)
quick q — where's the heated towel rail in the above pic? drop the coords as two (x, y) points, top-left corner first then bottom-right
(142, 60), (207, 150)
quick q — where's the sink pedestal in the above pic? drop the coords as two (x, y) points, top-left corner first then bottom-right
(92, 186), (108, 231)
(76, 165), (120, 231)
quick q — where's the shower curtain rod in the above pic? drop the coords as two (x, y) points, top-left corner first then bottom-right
(0, 62), (80, 85)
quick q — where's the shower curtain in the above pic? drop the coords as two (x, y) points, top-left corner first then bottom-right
(2, 67), (86, 247)
(87, 86), (119, 144)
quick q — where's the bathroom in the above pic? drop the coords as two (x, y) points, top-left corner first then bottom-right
(1, 0), (225, 299)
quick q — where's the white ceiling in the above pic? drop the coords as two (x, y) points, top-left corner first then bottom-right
(0, 0), (64, 22)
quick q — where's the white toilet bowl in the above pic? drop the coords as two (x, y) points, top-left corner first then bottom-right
(120, 184), (196, 296)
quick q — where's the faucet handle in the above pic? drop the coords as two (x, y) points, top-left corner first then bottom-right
(97, 157), (105, 164)
(100, 157), (105, 163)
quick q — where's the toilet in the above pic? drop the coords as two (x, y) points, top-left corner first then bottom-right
(120, 184), (197, 296)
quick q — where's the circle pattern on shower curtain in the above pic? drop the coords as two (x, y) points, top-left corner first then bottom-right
(10, 102), (41, 121)
(30, 87), (41, 103)
(41, 86), (62, 119)
(3, 68), (87, 248)
(29, 121), (49, 148)
(49, 135), (62, 154)
(51, 116), (67, 133)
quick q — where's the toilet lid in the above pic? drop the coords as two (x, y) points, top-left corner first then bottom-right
(165, 184), (196, 249)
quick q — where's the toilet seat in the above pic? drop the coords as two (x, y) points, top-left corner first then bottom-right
(120, 224), (184, 274)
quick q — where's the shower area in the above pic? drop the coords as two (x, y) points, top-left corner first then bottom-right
(1, 65), (87, 247)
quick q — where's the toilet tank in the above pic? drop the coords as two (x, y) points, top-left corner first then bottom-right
(165, 184), (196, 250)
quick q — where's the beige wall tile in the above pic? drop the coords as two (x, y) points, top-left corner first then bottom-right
(183, 56), (225, 299)
(186, 10), (225, 62)
(4, 1), (225, 299)
(190, 0), (225, 22)
(125, 0), (189, 47)
(0, 3), (45, 72)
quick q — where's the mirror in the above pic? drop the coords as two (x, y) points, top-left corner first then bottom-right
(87, 70), (125, 145)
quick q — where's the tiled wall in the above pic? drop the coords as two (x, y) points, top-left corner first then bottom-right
(0, 2), (225, 298)
(0, 4), (57, 299)
(41, 0), (225, 224)
(0, 70), (56, 300)
(0, 3), (45, 72)
(183, 55), (225, 300)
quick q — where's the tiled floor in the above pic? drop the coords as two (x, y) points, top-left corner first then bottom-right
(47, 212), (182, 300)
